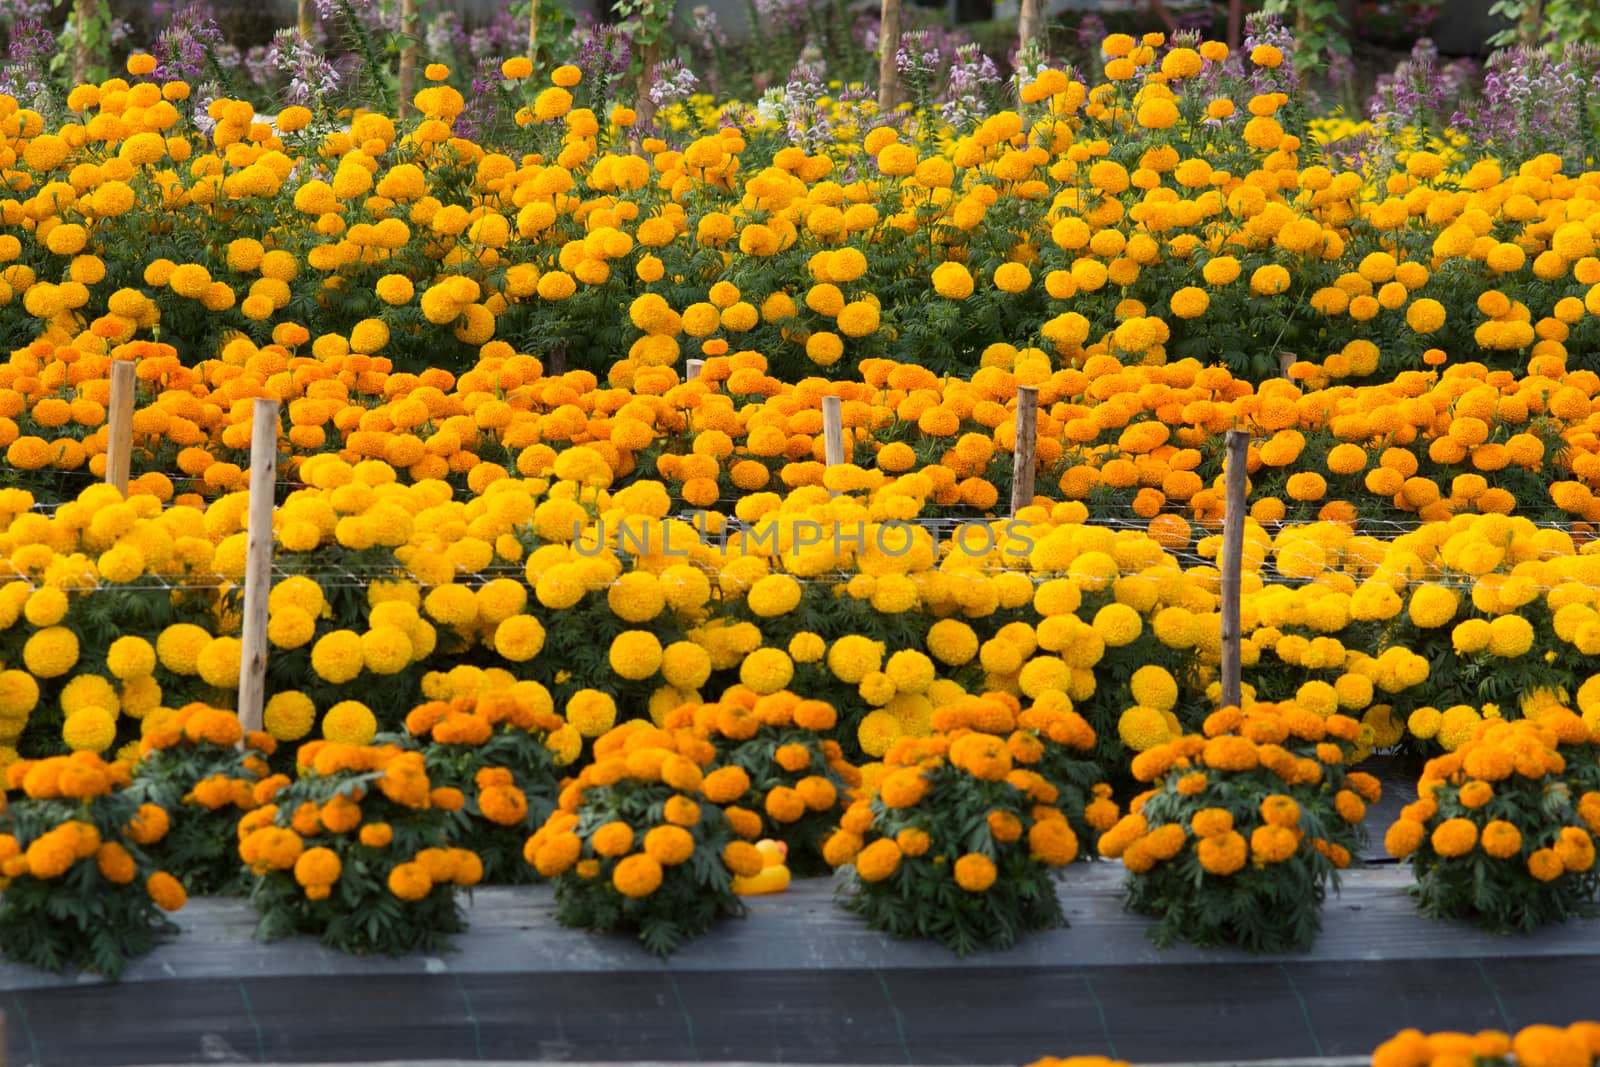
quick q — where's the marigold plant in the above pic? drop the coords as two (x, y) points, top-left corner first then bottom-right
(0, 752), (185, 977)
(831, 693), (1108, 956)
(403, 679), (573, 884)
(241, 740), (476, 956)
(1386, 709), (1600, 932)
(525, 720), (744, 956)
(130, 703), (272, 895)
(663, 689), (856, 876)
(1105, 701), (1377, 952)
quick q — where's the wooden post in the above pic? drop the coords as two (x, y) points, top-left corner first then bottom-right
(237, 398), (279, 735)
(635, 38), (662, 132)
(685, 358), (704, 381)
(1018, 0), (1042, 60)
(105, 359), (136, 496)
(1011, 385), (1037, 516)
(72, 0), (94, 86)
(1219, 429), (1248, 710)
(527, 0), (541, 62)
(397, 0), (419, 118)
(1227, 0), (1243, 50)
(297, 0), (314, 38)
(1519, 0), (1544, 46)
(1278, 351), (1298, 380)
(822, 395), (844, 468)
(877, 0), (902, 115)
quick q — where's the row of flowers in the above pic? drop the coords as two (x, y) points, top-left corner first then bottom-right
(2, 435), (1599, 775)
(0, 36), (1598, 390)
(13, 690), (1600, 978)
(1029, 1021), (1600, 1067)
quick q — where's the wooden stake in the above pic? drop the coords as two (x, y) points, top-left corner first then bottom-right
(527, 0), (541, 62)
(298, 0), (314, 38)
(105, 359), (136, 496)
(1278, 351), (1299, 380)
(1011, 385), (1037, 516)
(397, 0), (419, 119)
(822, 395), (844, 468)
(71, 0), (97, 87)
(1018, 0), (1042, 60)
(685, 358), (704, 381)
(877, 0), (903, 115)
(237, 398), (280, 735)
(1219, 428), (1248, 710)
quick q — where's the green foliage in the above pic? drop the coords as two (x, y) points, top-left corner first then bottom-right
(131, 730), (267, 896)
(838, 760), (1069, 957)
(1262, 0), (1350, 67)
(245, 753), (469, 956)
(546, 765), (746, 957)
(0, 856), (176, 978)
(1400, 719), (1600, 933)
(1489, 0), (1600, 48)
(0, 773), (179, 979)
(1117, 708), (1373, 953)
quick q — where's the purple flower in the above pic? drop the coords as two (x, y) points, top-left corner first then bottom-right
(1452, 43), (1600, 169)
(649, 58), (700, 107)
(0, 17), (53, 104)
(152, 3), (227, 85)
(268, 27), (341, 108)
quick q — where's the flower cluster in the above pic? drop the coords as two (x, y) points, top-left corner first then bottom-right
(1373, 1024), (1600, 1067)
(1385, 709), (1600, 932)
(525, 720), (746, 956)
(404, 674), (573, 884)
(831, 692), (1115, 955)
(0, 751), (185, 976)
(662, 689), (856, 876)
(1104, 701), (1379, 952)
(239, 740), (476, 955)
(131, 703), (274, 894)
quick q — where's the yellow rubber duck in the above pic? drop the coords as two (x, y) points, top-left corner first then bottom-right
(732, 839), (791, 895)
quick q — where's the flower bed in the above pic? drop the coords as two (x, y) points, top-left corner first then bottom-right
(1, 21), (1600, 971)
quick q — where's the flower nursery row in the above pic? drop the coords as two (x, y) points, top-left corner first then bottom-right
(6, 397), (1600, 777)
(8, 673), (1600, 976)
(0, 37), (1597, 390)
(1030, 1022), (1600, 1067)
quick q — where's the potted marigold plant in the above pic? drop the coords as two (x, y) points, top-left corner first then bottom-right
(1103, 701), (1379, 952)
(403, 684), (573, 884)
(663, 689), (856, 876)
(241, 741), (479, 956)
(131, 704), (274, 895)
(830, 693), (1104, 956)
(0, 753), (186, 978)
(1387, 709), (1600, 932)
(525, 720), (748, 956)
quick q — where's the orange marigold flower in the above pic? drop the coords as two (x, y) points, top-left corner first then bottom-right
(953, 852), (998, 892)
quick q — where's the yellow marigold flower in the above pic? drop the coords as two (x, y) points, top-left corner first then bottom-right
(63, 707), (117, 753)
(566, 689), (617, 738)
(322, 701), (377, 745)
(1250, 44), (1283, 67)
(931, 262), (974, 300)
